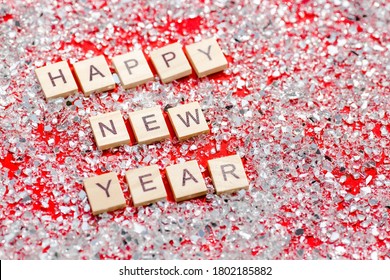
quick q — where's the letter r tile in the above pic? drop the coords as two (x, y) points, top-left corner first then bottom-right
(35, 61), (78, 100)
(167, 101), (209, 141)
(112, 50), (154, 89)
(89, 111), (130, 150)
(83, 172), (126, 215)
(128, 106), (170, 145)
(125, 165), (167, 207)
(207, 154), (249, 194)
(166, 160), (207, 202)
(150, 42), (192, 83)
(185, 37), (228, 78)
(73, 55), (115, 96)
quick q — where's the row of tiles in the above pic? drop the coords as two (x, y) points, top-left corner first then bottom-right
(90, 101), (209, 150)
(84, 155), (249, 215)
(35, 37), (228, 99)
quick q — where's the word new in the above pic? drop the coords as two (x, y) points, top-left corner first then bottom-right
(84, 154), (249, 215)
(35, 37), (228, 99)
(90, 101), (209, 150)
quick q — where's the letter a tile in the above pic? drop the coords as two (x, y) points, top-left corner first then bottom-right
(83, 172), (126, 215)
(150, 42), (192, 83)
(185, 37), (228, 78)
(125, 165), (167, 207)
(166, 160), (207, 202)
(167, 102), (209, 141)
(128, 106), (170, 144)
(73, 55), (115, 96)
(89, 111), (130, 150)
(207, 154), (249, 194)
(35, 61), (78, 100)
(112, 50), (154, 89)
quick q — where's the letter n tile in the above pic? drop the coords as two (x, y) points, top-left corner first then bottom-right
(89, 111), (130, 150)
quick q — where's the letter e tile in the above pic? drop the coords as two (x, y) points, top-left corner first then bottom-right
(185, 37), (228, 78)
(207, 154), (249, 194)
(73, 55), (115, 96)
(166, 160), (207, 202)
(150, 42), (192, 83)
(125, 165), (167, 207)
(89, 111), (130, 150)
(35, 61), (78, 100)
(112, 50), (154, 89)
(83, 172), (126, 215)
(167, 102), (209, 141)
(128, 106), (170, 144)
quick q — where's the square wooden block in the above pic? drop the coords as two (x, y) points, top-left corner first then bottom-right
(185, 37), (228, 78)
(150, 42), (192, 83)
(73, 55), (115, 96)
(112, 50), (154, 89)
(208, 154), (249, 194)
(166, 160), (207, 202)
(83, 172), (126, 215)
(128, 106), (170, 145)
(125, 165), (167, 207)
(167, 101), (209, 141)
(35, 61), (78, 99)
(89, 111), (130, 150)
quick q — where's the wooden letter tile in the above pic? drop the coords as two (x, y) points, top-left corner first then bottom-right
(89, 111), (130, 150)
(207, 154), (249, 194)
(35, 61), (78, 99)
(112, 50), (154, 89)
(125, 165), (167, 207)
(83, 172), (126, 215)
(167, 101), (209, 141)
(166, 160), (207, 202)
(185, 38), (228, 78)
(73, 55), (115, 96)
(150, 42), (192, 83)
(128, 106), (170, 145)
(185, 37), (228, 78)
